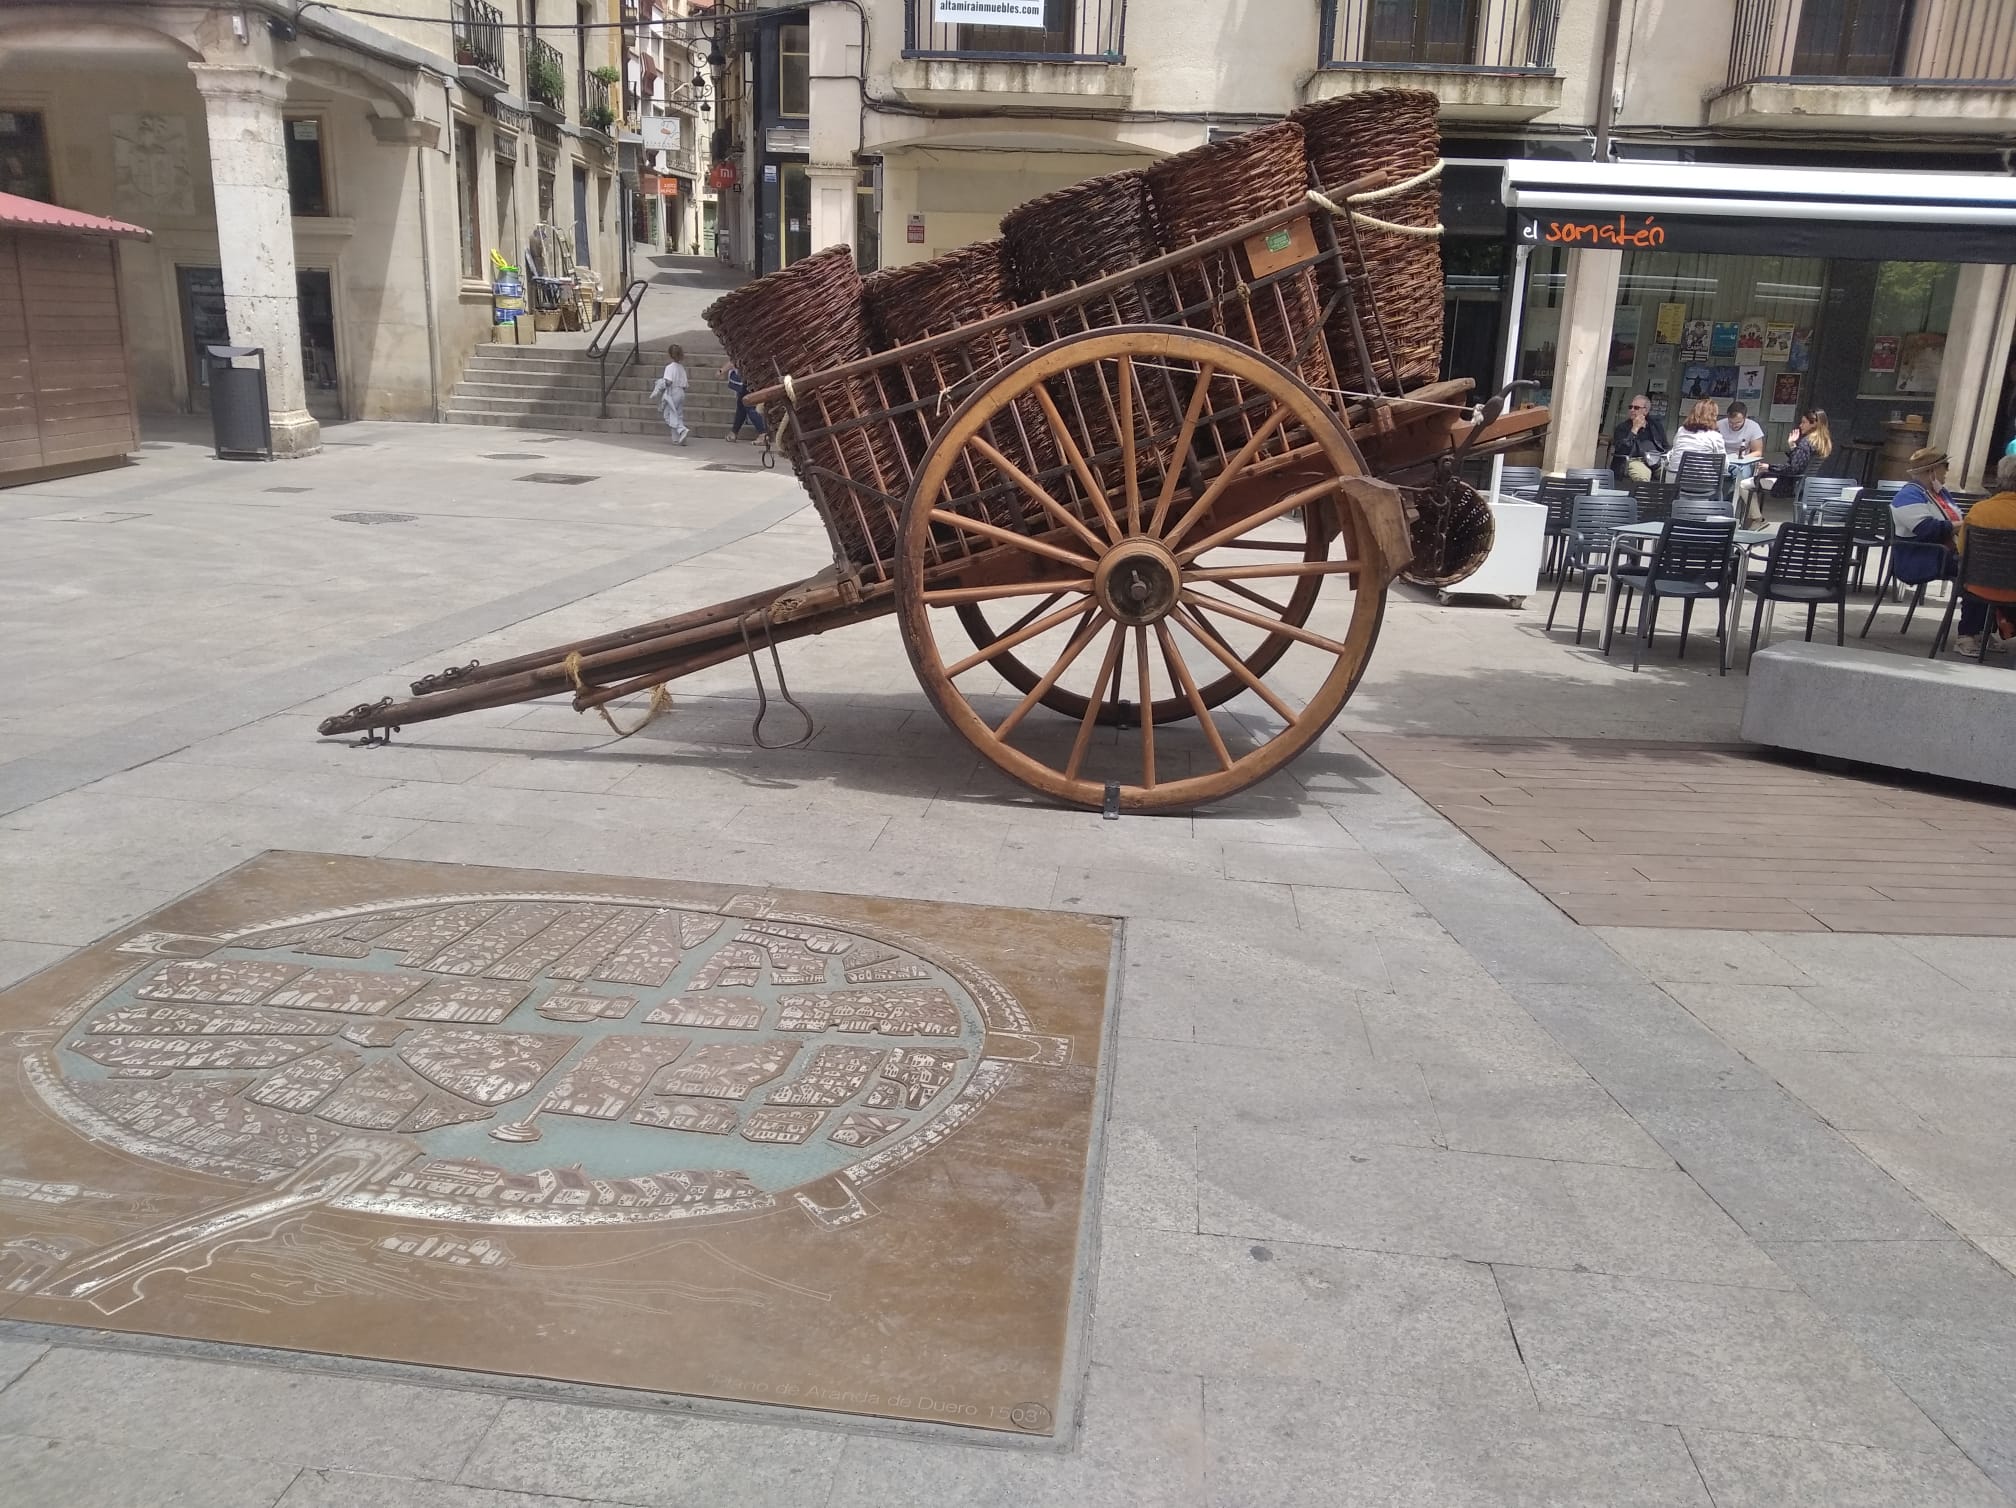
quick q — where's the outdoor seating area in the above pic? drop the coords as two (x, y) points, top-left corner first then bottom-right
(1503, 464), (2016, 675)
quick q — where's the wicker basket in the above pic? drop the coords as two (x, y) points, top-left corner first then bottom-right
(704, 246), (911, 566)
(1295, 89), (1443, 397)
(863, 240), (1061, 532)
(1398, 474), (1495, 589)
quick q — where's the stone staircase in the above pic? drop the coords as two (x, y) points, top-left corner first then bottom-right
(444, 343), (740, 438)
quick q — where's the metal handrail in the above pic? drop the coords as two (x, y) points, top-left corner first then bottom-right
(588, 278), (649, 419)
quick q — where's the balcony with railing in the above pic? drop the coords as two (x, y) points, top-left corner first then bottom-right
(451, 0), (508, 96)
(581, 68), (617, 138)
(893, 0), (1133, 109)
(1714, 0), (2016, 131)
(1310, 0), (1563, 120)
(525, 35), (567, 122)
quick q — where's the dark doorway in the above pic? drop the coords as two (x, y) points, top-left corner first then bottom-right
(573, 165), (590, 266)
(176, 265), (229, 414)
(1440, 237), (1505, 396)
(178, 265), (341, 419)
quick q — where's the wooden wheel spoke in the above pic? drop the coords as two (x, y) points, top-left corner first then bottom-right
(923, 578), (1094, 607)
(1176, 475), (1345, 565)
(1183, 588), (1351, 656)
(1004, 591), (1067, 636)
(1156, 621), (1233, 771)
(1064, 626), (1127, 780)
(1171, 607), (1298, 724)
(944, 594), (1090, 677)
(1118, 354), (1141, 536)
(1162, 403), (1290, 551)
(967, 436), (1108, 555)
(1148, 362), (1214, 537)
(1187, 559), (1365, 583)
(996, 610), (1110, 740)
(1135, 625), (1156, 788)
(928, 507), (1099, 572)
(1216, 578), (1293, 616)
(1029, 384), (1124, 544)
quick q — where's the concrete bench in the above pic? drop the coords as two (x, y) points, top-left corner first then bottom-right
(1742, 641), (2016, 790)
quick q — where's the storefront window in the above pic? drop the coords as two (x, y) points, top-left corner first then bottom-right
(1606, 251), (1827, 455)
(0, 112), (52, 202)
(781, 161), (811, 267)
(1513, 246), (1567, 410)
(1860, 261), (1956, 402)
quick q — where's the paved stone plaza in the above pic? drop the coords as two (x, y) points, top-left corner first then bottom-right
(2, 421), (2014, 1506)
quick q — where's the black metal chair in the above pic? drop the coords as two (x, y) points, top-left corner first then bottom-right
(1535, 476), (1587, 580)
(1624, 518), (1739, 674)
(1930, 524), (2016, 659)
(1847, 492), (1893, 592)
(1673, 451), (1724, 504)
(1631, 478), (1678, 524)
(1795, 476), (1859, 524)
(1499, 464), (1542, 500)
(1546, 491), (1642, 646)
(1859, 529), (1957, 640)
(1744, 523), (1853, 665)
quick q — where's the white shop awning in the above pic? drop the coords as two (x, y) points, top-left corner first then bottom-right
(1502, 160), (2016, 262)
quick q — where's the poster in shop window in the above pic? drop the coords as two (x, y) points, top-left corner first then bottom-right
(1709, 365), (1739, 399)
(1763, 322), (1794, 362)
(1770, 371), (1802, 423)
(1609, 306), (1641, 375)
(1680, 319), (1712, 360)
(1655, 302), (1687, 345)
(1711, 322), (1740, 358)
(1681, 363), (1714, 400)
(1737, 318), (1765, 355)
(1737, 366), (1765, 401)
(1787, 328), (1813, 373)
(1870, 335), (1900, 373)
(1895, 333), (1946, 395)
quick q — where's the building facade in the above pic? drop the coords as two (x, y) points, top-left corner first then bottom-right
(706, 0), (2016, 484)
(0, 0), (631, 452)
(620, 0), (714, 257)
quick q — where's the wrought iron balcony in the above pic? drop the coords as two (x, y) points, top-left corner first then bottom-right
(451, 0), (507, 89)
(581, 69), (616, 134)
(1727, 0), (2016, 87)
(1320, 0), (1559, 72)
(904, 0), (1125, 63)
(525, 36), (566, 113)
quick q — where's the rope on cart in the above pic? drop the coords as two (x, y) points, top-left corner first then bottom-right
(560, 651), (672, 738)
(1307, 161), (1446, 241)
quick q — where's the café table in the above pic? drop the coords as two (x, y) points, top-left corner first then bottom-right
(1596, 518), (1776, 657)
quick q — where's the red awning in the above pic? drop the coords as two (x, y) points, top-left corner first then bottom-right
(0, 192), (150, 240)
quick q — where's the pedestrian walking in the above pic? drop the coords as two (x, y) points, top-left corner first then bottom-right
(720, 360), (766, 443)
(650, 343), (690, 445)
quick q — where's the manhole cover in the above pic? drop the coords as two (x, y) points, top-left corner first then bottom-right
(515, 472), (598, 485)
(331, 512), (417, 525)
(266, 486), (312, 495)
(701, 463), (766, 474)
(480, 452), (546, 461)
(0, 854), (1114, 1441)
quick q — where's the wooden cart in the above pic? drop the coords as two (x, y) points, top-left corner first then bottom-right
(320, 185), (1547, 813)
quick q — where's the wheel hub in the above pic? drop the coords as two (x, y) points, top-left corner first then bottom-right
(1095, 539), (1181, 627)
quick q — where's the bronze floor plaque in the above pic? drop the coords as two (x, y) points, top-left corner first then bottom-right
(0, 852), (1117, 1438)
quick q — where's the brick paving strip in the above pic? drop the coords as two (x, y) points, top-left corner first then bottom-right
(1354, 735), (2016, 935)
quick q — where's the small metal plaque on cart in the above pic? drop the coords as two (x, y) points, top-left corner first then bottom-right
(1243, 215), (1318, 278)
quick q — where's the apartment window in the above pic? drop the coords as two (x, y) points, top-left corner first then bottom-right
(454, 120), (482, 279)
(538, 166), (556, 223)
(1363, 0), (1480, 66)
(0, 111), (52, 202)
(285, 117), (329, 217)
(1791, 0), (1908, 77)
(958, 0), (1076, 56)
(778, 24), (809, 118)
(495, 150), (519, 263)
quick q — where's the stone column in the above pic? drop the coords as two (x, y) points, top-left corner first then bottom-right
(190, 62), (320, 457)
(1542, 247), (1622, 474)
(807, 0), (862, 260)
(807, 165), (858, 260)
(1928, 263), (2016, 489)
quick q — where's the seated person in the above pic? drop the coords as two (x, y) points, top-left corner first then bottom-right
(1609, 395), (1668, 484)
(1665, 398), (1728, 479)
(1890, 446), (1965, 590)
(1953, 452), (2016, 657)
(1717, 401), (1765, 485)
(1735, 408), (1833, 528)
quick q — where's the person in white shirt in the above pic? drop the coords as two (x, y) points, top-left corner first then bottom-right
(649, 343), (690, 445)
(1665, 397), (1728, 479)
(1716, 400), (1765, 486)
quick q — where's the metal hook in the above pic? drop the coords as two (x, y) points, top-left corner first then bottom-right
(739, 609), (816, 751)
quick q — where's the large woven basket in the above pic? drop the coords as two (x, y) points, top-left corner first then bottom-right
(704, 246), (910, 567)
(1144, 120), (1335, 445)
(1398, 473), (1495, 589)
(863, 239), (1060, 532)
(1295, 89), (1443, 397)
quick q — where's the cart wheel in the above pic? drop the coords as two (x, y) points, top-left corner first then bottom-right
(896, 327), (1386, 813)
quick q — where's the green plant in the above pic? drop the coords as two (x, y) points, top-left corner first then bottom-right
(589, 64), (621, 84)
(584, 103), (616, 133)
(526, 49), (565, 106)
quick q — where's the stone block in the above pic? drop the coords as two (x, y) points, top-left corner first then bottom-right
(1741, 642), (2016, 790)
(0, 1433), (297, 1508)
(1683, 1430), (2008, 1508)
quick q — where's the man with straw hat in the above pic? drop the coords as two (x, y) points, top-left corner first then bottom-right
(1888, 445), (1964, 593)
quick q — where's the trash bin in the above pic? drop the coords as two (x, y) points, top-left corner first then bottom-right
(205, 345), (272, 461)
